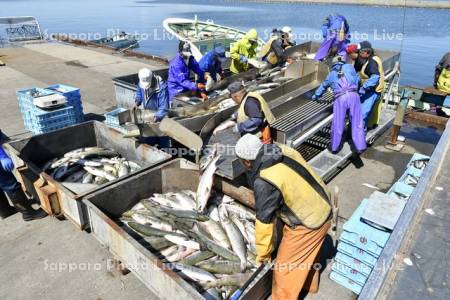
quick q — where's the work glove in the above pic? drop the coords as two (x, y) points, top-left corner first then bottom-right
(359, 87), (366, 95)
(197, 83), (206, 90)
(240, 55), (248, 64)
(255, 220), (275, 266)
(0, 157), (14, 172)
(311, 94), (318, 101)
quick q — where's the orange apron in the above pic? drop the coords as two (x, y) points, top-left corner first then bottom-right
(272, 220), (331, 300)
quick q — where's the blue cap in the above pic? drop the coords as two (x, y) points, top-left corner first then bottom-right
(214, 46), (227, 62)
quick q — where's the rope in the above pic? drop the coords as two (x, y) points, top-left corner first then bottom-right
(399, 0), (408, 61)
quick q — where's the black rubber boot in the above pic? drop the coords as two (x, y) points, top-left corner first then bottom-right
(0, 191), (16, 219)
(6, 190), (47, 221)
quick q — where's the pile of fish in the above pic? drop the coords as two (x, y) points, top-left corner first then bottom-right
(118, 153), (256, 299)
(121, 191), (257, 299)
(43, 147), (141, 186)
(172, 65), (291, 119)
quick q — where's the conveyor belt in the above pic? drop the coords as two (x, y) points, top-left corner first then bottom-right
(271, 91), (334, 144)
(272, 94), (333, 132)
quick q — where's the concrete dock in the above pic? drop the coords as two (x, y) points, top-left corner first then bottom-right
(0, 41), (166, 137)
(0, 41), (447, 299)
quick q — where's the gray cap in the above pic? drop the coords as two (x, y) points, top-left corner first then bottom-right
(235, 134), (263, 161)
(228, 81), (244, 94)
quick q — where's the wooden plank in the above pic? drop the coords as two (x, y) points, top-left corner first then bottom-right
(406, 110), (448, 126)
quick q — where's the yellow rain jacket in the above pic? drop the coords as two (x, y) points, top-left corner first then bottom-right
(230, 29), (258, 74)
(437, 68), (450, 94)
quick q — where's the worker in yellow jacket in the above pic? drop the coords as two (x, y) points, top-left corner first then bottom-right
(230, 28), (258, 74)
(235, 134), (332, 300)
(435, 52), (450, 94)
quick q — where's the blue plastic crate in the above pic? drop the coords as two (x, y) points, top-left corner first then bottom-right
(31, 119), (77, 135)
(337, 242), (379, 267)
(104, 107), (126, 127)
(341, 199), (391, 257)
(330, 271), (363, 295)
(332, 261), (368, 286)
(388, 181), (414, 199)
(46, 84), (81, 99)
(17, 87), (53, 102)
(334, 252), (373, 277)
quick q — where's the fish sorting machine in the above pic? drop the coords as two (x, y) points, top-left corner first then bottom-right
(4, 121), (171, 229)
(111, 41), (321, 132)
(83, 158), (259, 300)
(202, 48), (401, 180)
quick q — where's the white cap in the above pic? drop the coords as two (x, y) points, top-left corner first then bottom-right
(235, 134), (263, 161)
(281, 26), (292, 35)
(138, 68), (153, 85)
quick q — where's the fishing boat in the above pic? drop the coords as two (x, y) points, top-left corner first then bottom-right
(89, 31), (139, 50)
(163, 16), (264, 61)
(0, 16), (43, 42)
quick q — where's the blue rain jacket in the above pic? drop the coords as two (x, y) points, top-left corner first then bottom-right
(135, 76), (169, 122)
(315, 63), (360, 97)
(167, 53), (203, 101)
(198, 50), (223, 82)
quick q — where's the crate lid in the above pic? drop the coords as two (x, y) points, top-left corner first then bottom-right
(342, 199), (391, 248)
(361, 191), (407, 231)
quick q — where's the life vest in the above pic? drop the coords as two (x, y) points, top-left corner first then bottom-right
(259, 144), (331, 229)
(237, 92), (275, 125)
(258, 37), (278, 65)
(359, 55), (385, 94)
(237, 92), (275, 143)
(437, 68), (450, 94)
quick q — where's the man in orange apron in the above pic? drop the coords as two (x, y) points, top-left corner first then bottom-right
(235, 134), (332, 299)
(213, 82), (275, 144)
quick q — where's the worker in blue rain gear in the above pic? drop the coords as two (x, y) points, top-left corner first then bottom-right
(349, 41), (385, 130)
(135, 68), (169, 122)
(315, 14), (350, 62)
(134, 68), (170, 148)
(312, 56), (366, 154)
(167, 41), (207, 103)
(0, 140), (47, 220)
(198, 46), (227, 91)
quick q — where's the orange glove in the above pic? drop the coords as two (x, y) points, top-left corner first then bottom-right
(197, 83), (206, 90)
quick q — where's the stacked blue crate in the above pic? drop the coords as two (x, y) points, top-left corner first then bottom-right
(16, 88), (78, 135)
(104, 107), (127, 133)
(330, 153), (430, 294)
(46, 84), (84, 122)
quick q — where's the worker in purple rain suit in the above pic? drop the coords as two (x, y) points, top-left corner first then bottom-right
(312, 56), (366, 154)
(315, 14), (350, 62)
